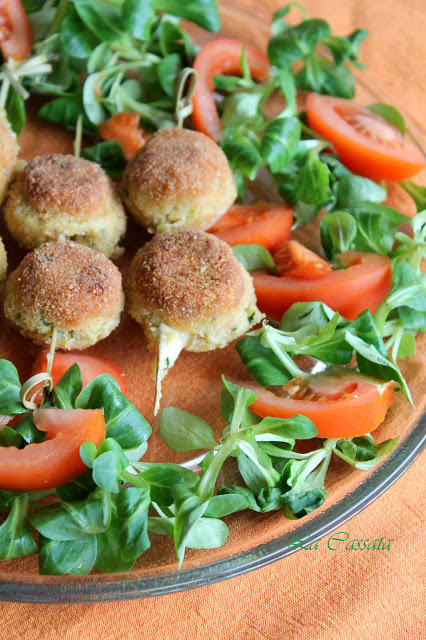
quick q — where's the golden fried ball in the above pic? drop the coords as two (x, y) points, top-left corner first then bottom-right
(127, 230), (263, 413)
(122, 129), (237, 233)
(127, 230), (262, 352)
(0, 236), (7, 284)
(4, 154), (126, 258)
(0, 110), (19, 206)
(4, 242), (124, 350)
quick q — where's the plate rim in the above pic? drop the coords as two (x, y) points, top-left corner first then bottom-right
(0, 2), (425, 605)
(0, 408), (423, 603)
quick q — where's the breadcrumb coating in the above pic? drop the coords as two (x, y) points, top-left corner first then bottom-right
(4, 242), (123, 350)
(122, 129), (237, 233)
(130, 230), (245, 322)
(4, 154), (126, 258)
(20, 154), (111, 214)
(127, 230), (263, 351)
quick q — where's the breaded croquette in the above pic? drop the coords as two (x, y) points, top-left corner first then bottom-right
(4, 154), (126, 258)
(0, 237), (7, 284)
(122, 129), (237, 234)
(126, 230), (263, 412)
(0, 110), (19, 206)
(4, 242), (123, 350)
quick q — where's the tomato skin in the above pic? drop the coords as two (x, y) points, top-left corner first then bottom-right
(306, 94), (426, 182)
(208, 202), (293, 250)
(98, 112), (149, 161)
(192, 39), (271, 141)
(0, 0), (33, 61)
(32, 350), (126, 395)
(0, 408), (105, 491)
(253, 251), (392, 321)
(247, 378), (395, 438)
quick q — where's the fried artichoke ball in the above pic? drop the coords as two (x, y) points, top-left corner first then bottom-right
(4, 154), (126, 258)
(4, 242), (124, 350)
(127, 230), (263, 412)
(122, 129), (237, 233)
(0, 237), (7, 284)
(0, 110), (19, 206)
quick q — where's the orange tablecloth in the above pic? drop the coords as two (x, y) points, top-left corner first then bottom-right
(1, 459), (424, 639)
(0, 1), (424, 638)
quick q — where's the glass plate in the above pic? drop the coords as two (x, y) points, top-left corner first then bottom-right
(0, 1), (424, 603)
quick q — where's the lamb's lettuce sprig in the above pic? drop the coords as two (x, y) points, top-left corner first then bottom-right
(216, 18), (410, 225)
(215, 48), (302, 198)
(158, 378), (319, 565)
(0, 361), (402, 573)
(267, 3), (368, 98)
(320, 203), (415, 260)
(0, 55), (52, 134)
(374, 213), (426, 361)
(1, 0), (221, 154)
(212, 5), (369, 202)
(0, 360), (153, 573)
(320, 206), (426, 356)
(274, 150), (389, 226)
(233, 204), (424, 393)
(216, 426), (397, 517)
(158, 377), (399, 560)
(235, 301), (412, 403)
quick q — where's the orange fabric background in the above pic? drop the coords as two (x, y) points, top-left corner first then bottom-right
(0, 1), (425, 638)
(0, 460), (424, 640)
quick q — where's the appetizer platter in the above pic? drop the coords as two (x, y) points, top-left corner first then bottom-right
(0, 0), (424, 602)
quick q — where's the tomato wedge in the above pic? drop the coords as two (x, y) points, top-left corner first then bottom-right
(32, 350), (127, 395)
(306, 94), (426, 182)
(0, 0), (33, 61)
(0, 408), (105, 491)
(98, 112), (149, 161)
(273, 240), (331, 279)
(192, 39), (271, 141)
(247, 371), (395, 438)
(208, 202), (293, 250)
(253, 251), (391, 321)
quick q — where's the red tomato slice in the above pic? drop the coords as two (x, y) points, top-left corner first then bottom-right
(192, 39), (271, 141)
(0, 0), (33, 61)
(0, 408), (105, 491)
(98, 112), (149, 161)
(253, 251), (392, 321)
(208, 202), (293, 250)
(247, 371), (395, 438)
(32, 350), (127, 395)
(273, 240), (332, 279)
(306, 94), (426, 182)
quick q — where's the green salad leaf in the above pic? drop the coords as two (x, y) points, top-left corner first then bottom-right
(321, 202), (408, 259)
(0, 495), (36, 561)
(76, 374), (152, 451)
(367, 103), (405, 134)
(159, 407), (218, 451)
(38, 535), (98, 576)
(334, 434), (399, 471)
(268, 5), (367, 98)
(0, 360), (27, 417)
(236, 302), (412, 402)
(232, 244), (277, 274)
(81, 141), (127, 177)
